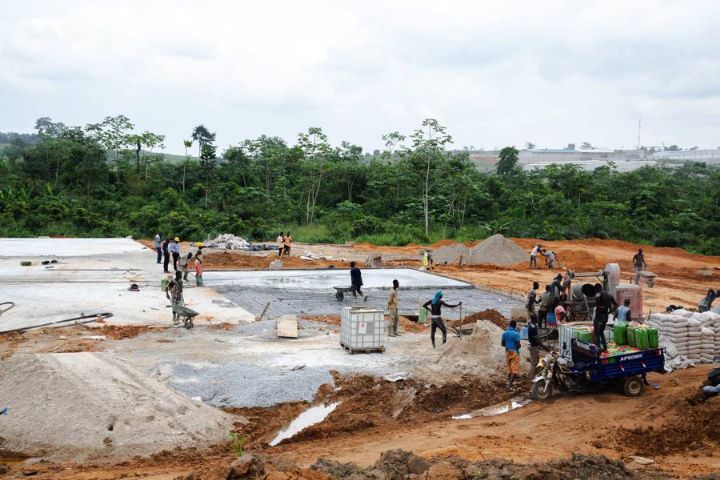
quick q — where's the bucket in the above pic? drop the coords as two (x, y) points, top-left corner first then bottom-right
(418, 309), (427, 324)
(547, 312), (557, 327)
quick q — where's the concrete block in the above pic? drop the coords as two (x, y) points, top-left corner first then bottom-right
(277, 314), (299, 338)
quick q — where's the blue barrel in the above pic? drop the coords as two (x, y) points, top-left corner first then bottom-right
(547, 312), (557, 327)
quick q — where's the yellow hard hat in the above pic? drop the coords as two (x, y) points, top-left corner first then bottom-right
(174, 237), (180, 241)
(197, 242), (204, 247)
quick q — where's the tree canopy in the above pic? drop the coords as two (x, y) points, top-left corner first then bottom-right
(1, 116), (718, 255)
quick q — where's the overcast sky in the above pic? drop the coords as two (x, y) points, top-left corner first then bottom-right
(1, 0), (719, 154)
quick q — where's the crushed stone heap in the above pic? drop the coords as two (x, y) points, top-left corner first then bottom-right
(0, 352), (235, 460)
(431, 234), (527, 266)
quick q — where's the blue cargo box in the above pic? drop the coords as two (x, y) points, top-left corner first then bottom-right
(571, 339), (665, 383)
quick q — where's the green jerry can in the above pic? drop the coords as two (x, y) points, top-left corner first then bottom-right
(635, 328), (650, 350)
(613, 323), (628, 346)
(627, 326), (636, 347)
(418, 308), (428, 325)
(647, 327), (659, 348)
(576, 329), (593, 344)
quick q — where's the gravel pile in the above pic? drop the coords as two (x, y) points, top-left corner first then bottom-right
(466, 234), (527, 266)
(432, 244), (470, 265)
(165, 361), (334, 408)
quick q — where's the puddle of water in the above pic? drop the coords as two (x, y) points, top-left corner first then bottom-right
(269, 402), (339, 446)
(452, 397), (531, 420)
(451, 413), (473, 420)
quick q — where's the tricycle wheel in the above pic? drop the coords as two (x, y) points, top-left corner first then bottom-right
(622, 375), (644, 397)
(531, 380), (555, 401)
(335, 291), (344, 302)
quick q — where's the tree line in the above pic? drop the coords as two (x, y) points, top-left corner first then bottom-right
(1, 116), (719, 255)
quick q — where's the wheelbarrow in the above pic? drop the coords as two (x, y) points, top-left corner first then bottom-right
(172, 304), (198, 329)
(446, 305), (473, 338)
(333, 286), (367, 302)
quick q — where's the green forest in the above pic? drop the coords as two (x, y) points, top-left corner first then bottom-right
(1, 116), (719, 254)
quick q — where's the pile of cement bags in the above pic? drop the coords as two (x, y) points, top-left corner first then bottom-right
(647, 309), (720, 368)
(206, 234), (251, 250)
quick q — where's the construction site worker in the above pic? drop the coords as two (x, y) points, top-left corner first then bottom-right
(181, 252), (194, 281)
(542, 249), (557, 269)
(162, 237), (171, 273)
(501, 320), (522, 389)
(195, 256), (204, 286)
(529, 244), (540, 269)
(527, 313), (549, 378)
(632, 249), (646, 284)
(170, 237), (181, 271)
(698, 289), (718, 313)
(423, 290), (461, 348)
(283, 232), (293, 257)
(593, 283), (618, 352)
(154, 233), (162, 264)
(526, 281), (540, 317)
(349, 261), (366, 300)
(615, 298), (632, 323)
(538, 285), (552, 328)
(387, 279), (400, 337)
(422, 251), (433, 270)
(277, 233), (284, 257)
(166, 271), (184, 325)
(554, 303), (569, 324)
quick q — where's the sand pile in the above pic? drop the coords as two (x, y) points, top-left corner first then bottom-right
(466, 234), (527, 266)
(0, 353), (235, 460)
(416, 321), (525, 379)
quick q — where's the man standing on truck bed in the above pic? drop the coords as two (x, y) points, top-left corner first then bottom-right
(594, 283), (618, 352)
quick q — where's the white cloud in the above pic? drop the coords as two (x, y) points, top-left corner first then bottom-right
(1, 0), (719, 153)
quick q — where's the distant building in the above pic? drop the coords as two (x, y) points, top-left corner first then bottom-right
(467, 147), (661, 172)
(649, 149), (720, 164)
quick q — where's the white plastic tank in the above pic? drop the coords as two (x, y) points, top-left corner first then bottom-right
(605, 263), (621, 296)
(340, 306), (385, 353)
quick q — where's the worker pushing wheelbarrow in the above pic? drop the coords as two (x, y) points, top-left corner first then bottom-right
(333, 261), (368, 302)
(166, 271), (196, 329)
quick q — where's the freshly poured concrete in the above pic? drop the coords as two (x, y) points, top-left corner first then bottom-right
(203, 268), (471, 289)
(0, 238), (251, 332)
(0, 237), (147, 257)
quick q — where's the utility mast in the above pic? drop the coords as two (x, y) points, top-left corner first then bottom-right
(637, 118), (642, 157)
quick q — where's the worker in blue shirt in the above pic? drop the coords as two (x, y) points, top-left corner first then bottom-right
(501, 320), (522, 390)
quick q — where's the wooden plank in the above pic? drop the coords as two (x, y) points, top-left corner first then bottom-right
(255, 302), (270, 322)
(277, 314), (299, 338)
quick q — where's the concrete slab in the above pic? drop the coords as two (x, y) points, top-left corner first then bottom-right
(0, 239), (251, 332)
(214, 285), (521, 318)
(0, 237), (148, 257)
(202, 268), (471, 290)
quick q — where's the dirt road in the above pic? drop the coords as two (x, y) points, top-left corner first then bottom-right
(272, 366), (718, 477)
